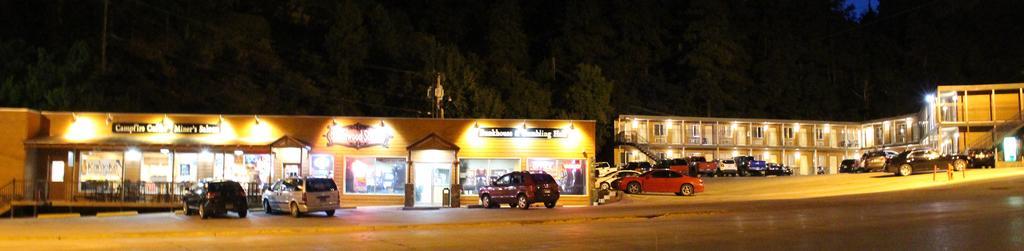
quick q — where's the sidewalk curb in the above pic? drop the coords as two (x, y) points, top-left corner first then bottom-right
(0, 210), (725, 241)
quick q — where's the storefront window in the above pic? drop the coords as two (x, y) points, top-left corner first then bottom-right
(459, 159), (518, 195)
(527, 159), (586, 195)
(79, 151), (123, 183)
(311, 154), (334, 178)
(140, 152), (172, 183)
(345, 157), (406, 194)
(174, 153), (198, 183)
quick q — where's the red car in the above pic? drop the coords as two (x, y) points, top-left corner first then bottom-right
(618, 170), (704, 196)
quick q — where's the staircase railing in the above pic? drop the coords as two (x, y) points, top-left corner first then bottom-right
(616, 131), (664, 163)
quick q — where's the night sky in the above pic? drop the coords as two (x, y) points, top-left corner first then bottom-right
(847, 0), (878, 16)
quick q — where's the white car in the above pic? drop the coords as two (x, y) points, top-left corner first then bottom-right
(718, 160), (739, 176)
(262, 177), (341, 217)
(595, 170), (642, 190)
(594, 162), (617, 177)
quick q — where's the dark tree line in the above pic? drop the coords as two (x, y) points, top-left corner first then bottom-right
(3, 0), (1024, 159)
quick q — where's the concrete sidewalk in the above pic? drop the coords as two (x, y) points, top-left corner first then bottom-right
(1, 167), (1020, 241)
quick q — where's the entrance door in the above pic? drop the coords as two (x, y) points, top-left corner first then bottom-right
(414, 162), (451, 206)
(47, 155), (71, 201)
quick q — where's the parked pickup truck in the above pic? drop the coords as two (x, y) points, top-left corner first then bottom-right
(687, 156), (718, 177)
(657, 158), (693, 176)
(745, 160), (767, 176)
(733, 156), (766, 176)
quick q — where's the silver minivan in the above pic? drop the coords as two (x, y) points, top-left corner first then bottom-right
(262, 177), (340, 217)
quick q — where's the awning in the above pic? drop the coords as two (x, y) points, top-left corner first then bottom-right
(406, 133), (460, 151)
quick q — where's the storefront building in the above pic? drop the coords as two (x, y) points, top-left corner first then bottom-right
(0, 108), (595, 210)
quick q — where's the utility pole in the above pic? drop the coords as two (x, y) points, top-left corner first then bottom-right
(100, 0), (109, 73)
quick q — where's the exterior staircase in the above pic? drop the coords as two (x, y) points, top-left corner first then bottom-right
(0, 179), (24, 217)
(615, 131), (666, 164)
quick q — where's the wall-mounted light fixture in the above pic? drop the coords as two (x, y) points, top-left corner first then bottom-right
(234, 150), (244, 156)
(105, 113), (113, 125)
(254, 115), (261, 125)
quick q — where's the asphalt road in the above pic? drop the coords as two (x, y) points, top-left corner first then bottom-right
(3, 169), (1024, 250)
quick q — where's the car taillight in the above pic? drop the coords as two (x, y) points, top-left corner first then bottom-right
(206, 192), (218, 199)
(302, 193), (307, 203)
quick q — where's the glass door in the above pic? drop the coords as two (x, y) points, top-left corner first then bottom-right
(414, 162), (452, 206)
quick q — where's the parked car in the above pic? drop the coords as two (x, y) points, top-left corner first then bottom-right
(964, 148), (995, 168)
(479, 171), (560, 209)
(622, 162), (654, 172)
(717, 159), (739, 176)
(860, 150), (898, 172)
(594, 162), (617, 177)
(595, 170), (642, 190)
(618, 170), (704, 196)
(688, 156), (718, 177)
(262, 177), (340, 217)
(765, 163), (793, 176)
(885, 149), (968, 176)
(839, 159), (860, 173)
(182, 180), (248, 219)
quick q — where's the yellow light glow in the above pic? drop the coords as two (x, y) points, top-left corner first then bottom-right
(793, 123), (801, 131)
(65, 115), (98, 141)
(665, 120), (672, 129)
(823, 124), (831, 133)
(631, 119), (638, 129)
(125, 148), (141, 161)
(795, 152), (801, 159)
(248, 121), (273, 143)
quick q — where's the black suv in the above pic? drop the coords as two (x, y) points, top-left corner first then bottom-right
(964, 148), (995, 168)
(182, 180), (249, 219)
(622, 162), (654, 172)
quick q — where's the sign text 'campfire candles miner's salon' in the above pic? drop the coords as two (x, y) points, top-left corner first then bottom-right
(477, 128), (569, 139)
(112, 122), (221, 134)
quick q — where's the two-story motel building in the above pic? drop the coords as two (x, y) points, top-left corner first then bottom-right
(615, 83), (1024, 174)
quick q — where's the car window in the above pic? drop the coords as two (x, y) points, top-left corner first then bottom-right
(271, 181), (283, 192)
(283, 179), (302, 191)
(531, 173), (555, 183)
(306, 178), (338, 192)
(618, 172), (638, 178)
(651, 171), (670, 178)
(666, 171), (682, 178)
(496, 174), (512, 186)
(722, 160), (735, 164)
(511, 173), (524, 185)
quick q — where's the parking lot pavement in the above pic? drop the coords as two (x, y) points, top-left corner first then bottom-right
(5, 168), (1024, 250)
(1, 167), (1022, 242)
(618, 167), (1024, 205)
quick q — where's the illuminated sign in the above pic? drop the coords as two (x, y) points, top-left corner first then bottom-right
(112, 122), (221, 134)
(477, 128), (569, 139)
(1003, 137), (1018, 162)
(325, 123), (393, 149)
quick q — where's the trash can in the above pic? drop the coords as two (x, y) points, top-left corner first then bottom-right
(441, 188), (451, 208)
(449, 186), (461, 208)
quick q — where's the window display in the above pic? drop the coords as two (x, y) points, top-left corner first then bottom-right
(345, 157), (406, 194)
(140, 152), (172, 183)
(311, 154), (334, 178)
(79, 151), (123, 182)
(174, 153), (198, 183)
(459, 159), (518, 195)
(527, 159), (586, 195)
